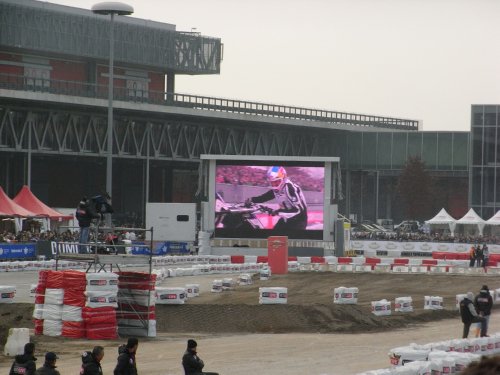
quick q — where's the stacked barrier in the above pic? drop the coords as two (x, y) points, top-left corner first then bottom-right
(61, 270), (86, 338)
(116, 271), (157, 337)
(358, 333), (500, 375)
(84, 272), (118, 339)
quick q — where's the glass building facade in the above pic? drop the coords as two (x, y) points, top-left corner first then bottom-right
(471, 105), (500, 219)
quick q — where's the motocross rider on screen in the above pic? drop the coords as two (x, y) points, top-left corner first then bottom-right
(245, 166), (308, 232)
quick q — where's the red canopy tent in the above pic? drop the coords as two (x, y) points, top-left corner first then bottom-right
(13, 185), (73, 220)
(0, 186), (37, 217)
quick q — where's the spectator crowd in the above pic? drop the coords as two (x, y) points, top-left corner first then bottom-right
(351, 230), (500, 245)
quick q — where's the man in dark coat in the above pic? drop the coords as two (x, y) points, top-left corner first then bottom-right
(10, 342), (37, 375)
(80, 346), (104, 375)
(460, 292), (486, 338)
(113, 338), (138, 375)
(475, 285), (493, 336)
(34, 352), (60, 375)
(182, 339), (219, 375)
(75, 196), (99, 251)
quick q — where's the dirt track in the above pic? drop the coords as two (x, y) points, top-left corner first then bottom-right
(0, 272), (498, 374)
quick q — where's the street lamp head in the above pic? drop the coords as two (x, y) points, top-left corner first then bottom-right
(91, 2), (134, 16)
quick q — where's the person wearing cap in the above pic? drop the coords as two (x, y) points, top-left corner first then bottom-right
(182, 339), (219, 375)
(474, 285), (493, 337)
(460, 291), (486, 338)
(113, 338), (138, 375)
(80, 346), (104, 375)
(9, 342), (37, 375)
(34, 352), (60, 375)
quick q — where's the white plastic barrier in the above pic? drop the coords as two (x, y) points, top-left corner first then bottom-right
(211, 280), (223, 293)
(185, 284), (200, 297)
(371, 299), (391, 316)
(44, 288), (64, 305)
(156, 287), (186, 304)
(85, 290), (118, 308)
(394, 297), (413, 313)
(32, 304), (44, 320)
(260, 267), (271, 280)
(0, 285), (16, 303)
(259, 287), (287, 304)
(388, 346), (430, 366)
(238, 274), (253, 286)
(3, 328), (29, 356)
(333, 287), (358, 304)
(43, 319), (62, 337)
(424, 296), (443, 310)
(42, 304), (63, 321)
(62, 305), (83, 321)
(222, 278), (235, 290)
(288, 261), (300, 272)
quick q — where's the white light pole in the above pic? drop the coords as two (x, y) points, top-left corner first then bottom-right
(92, 2), (134, 226)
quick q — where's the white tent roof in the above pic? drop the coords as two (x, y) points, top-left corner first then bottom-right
(456, 208), (485, 225)
(486, 210), (500, 226)
(425, 208), (456, 224)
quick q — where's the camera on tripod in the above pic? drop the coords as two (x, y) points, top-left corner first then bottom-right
(90, 193), (114, 216)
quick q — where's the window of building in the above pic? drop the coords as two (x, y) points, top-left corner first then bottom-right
(24, 66), (50, 89)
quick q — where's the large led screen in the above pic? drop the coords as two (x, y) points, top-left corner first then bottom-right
(214, 162), (324, 239)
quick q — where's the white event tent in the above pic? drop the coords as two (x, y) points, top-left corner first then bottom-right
(485, 210), (500, 235)
(455, 208), (485, 236)
(425, 208), (456, 236)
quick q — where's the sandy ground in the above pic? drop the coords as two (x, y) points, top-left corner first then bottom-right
(0, 270), (499, 374)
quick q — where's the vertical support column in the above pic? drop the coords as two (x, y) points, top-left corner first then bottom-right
(166, 72), (175, 104)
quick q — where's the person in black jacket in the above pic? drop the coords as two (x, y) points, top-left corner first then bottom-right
(75, 196), (99, 251)
(113, 338), (138, 375)
(34, 352), (60, 375)
(182, 339), (219, 375)
(80, 346), (104, 375)
(460, 292), (486, 338)
(10, 342), (37, 375)
(474, 285), (493, 336)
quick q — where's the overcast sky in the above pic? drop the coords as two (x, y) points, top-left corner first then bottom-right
(45, 0), (500, 131)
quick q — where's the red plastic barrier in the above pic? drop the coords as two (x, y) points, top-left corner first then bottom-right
(38, 270), (48, 287)
(422, 259), (438, 265)
(456, 253), (469, 260)
(432, 252), (447, 260)
(257, 256), (268, 263)
(86, 324), (117, 340)
(116, 271), (156, 290)
(63, 289), (86, 307)
(489, 254), (500, 262)
(230, 255), (245, 264)
(35, 290), (45, 304)
(444, 253), (458, 260)
(82, 307), (117, 325)
(393, 258), (409, 265)
(365, 257), (381, 265)
(33, 319), (43, 335)
(288, 256), (298, 262)
(337, 257), (352, 264)
(311, 256), (325, 264)
(63, 270), (86, 290)
(45, 270), (64, 289)
(62, 321), (85, 339)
